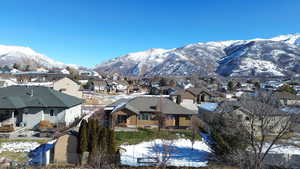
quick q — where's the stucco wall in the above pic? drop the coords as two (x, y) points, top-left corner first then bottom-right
(21, 105), (81, 129)
(64, 105), (82, 125)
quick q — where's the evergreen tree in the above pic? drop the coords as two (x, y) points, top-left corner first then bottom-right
(13, 63), (20, 69)
(78, 120), (89, 154)
(176, 95), (181, 104)
(254, 82), (261, 90)
(88, 119), (99, 152)
(227, 81), (234, 92)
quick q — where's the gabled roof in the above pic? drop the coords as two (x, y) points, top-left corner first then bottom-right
(186, 87), (211, 96)
(108, 97), (197, 115)
(0, 86), (84, 109)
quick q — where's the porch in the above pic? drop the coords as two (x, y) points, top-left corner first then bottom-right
(0, 109), (23, 132)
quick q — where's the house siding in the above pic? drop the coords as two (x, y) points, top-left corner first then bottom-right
(21, 105), (82, 129)
(112, 110), (193, 128)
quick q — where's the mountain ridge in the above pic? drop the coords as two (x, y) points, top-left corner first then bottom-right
(95, 33), (300, 77)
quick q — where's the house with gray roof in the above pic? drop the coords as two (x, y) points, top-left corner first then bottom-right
(104, 96), (197, 129)
(274, 91), (300, 106)
(0, 86), (84, 130)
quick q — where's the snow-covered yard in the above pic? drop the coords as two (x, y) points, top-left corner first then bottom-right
(0, 142), (40, 153)
(120, 139), (211, 167)
(262, 143), (300, 155)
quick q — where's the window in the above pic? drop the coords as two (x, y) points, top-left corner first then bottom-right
(185, 116), (191, 120)
(138, 113), (150, 120)
(59, 88), (66, 92)
(50, 110), (55, 116)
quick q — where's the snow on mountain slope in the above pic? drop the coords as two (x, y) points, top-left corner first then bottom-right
(0, 45), (71, 69)
(96, 48), (173, 76)
(95, 33), (300, 77)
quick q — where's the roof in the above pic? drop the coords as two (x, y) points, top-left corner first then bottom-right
(93, 80), (107, 86)
(186, 87), (211, 96)
(274, 92), (300, 100)
(216, 100), (288, 117)
(0, 86), (84, 109)
(108, 97), (197, 115)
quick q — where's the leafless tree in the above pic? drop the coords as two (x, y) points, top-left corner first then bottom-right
(151, 139), (177, 168)
(88, 150), (118, 169)
(155, 96), (167, 131)
(208, 92), (298, 169)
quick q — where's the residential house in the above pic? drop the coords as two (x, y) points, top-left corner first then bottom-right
(115, 80), (129, 92)
(199, 101), (291, 135)
(170, 87), (218, 111)
(0, 86), (84, 129)
(53, 77), (83, 98)
(93, 80), (108, 92)
(79, 70), (99, 77)
(104, 96), (197, 129)
(0, 66), (12, 74)
(274, 92), (300, 106)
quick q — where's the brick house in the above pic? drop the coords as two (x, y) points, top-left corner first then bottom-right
(104, 97), (197, 129)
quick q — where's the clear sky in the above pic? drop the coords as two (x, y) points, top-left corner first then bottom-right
(0, 0), (299, 67)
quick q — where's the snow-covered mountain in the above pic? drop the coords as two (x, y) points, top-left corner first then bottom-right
(0, 45), (74, 69)
(95, 33), (300, 77)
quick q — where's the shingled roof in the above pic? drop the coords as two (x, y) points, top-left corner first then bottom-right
(109, 97), (197, 115)
(0, 86), (84, 109)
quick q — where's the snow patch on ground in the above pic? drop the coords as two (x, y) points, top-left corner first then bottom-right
(120, 139), (211, 167)
(0, 142), (40, 153)
(262, 143), (300, 155)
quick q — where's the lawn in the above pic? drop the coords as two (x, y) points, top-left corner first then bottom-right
(0, 151), (28, 163)
(0, 138), (49, 144)
(115, 128), (201, 146)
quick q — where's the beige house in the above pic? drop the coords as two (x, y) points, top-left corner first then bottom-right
(53, 77), (82, 98)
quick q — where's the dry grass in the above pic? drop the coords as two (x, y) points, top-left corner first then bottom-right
(26, 166), (239, 169)
(0, 151), (28, 163)
(0, 138), (49, 144)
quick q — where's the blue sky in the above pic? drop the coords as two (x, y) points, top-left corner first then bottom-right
(0, 0), (299, 67)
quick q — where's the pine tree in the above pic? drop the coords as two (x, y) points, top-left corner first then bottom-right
(227, 81), (234, 92)
(78, 120), (88, 154)
(176, 95), (181, 104)
(88, 119), (99, 152)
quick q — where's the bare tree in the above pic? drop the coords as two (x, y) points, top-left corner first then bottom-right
(207, 92), (298, 169)
(151, 139), (177, 168)
(238, 93), (297, 169)
(155, 96), (167, 131)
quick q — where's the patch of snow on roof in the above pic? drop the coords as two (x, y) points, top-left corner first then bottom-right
(198, 102), (218, 112)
